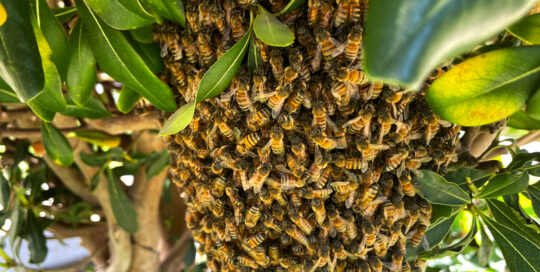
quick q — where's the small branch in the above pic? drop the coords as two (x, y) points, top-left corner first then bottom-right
(83, 111), (162, 135)
(0, 127), (81, 139)
(47, 222), (108, 239)
(482, 131), (540, 160)
(160, 230), (193, 272)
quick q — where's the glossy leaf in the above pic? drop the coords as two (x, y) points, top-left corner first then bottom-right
(160, 30), (252, 135)
(477, 173), (529, 199)
(444, 167), (493, 192)
(69, 130), (121, 148)
(24, 212), (47, 263)
(27, 99), (55, 122)
(506, 151), (540, 171)
(0, 172), (10, 209)
(254, 5), (294, 47)
(53, 6), (77, 23)
(247, 38), (262, 74)
(61, 96), (112, 119)
(29, 14), (66, 113)
(67, 20), (97, 106)
(508, 14), (540, 44)
(478, 226), (494, 267)
(106, 168), (139, 233)
(487, 199), (540, 243)
(418, 217), (478, 260)
(423, 213), (458, 250)
(0, 0), (44, 102)
(528, 186), (540, 217)
(481, 214), (540, 272)
(507, 110), (540, 130)
(85, 0), (155, 30)
(90, 166), (104, 191)
(30, 0), (69, 80)
(118, 85), (142, 113)
(159, 101), (195, 135)
(0, 79), (21, 103)
(426, 46), (540, 126)
(145, 150), (169, 180)
(363, 0), (536, 89)
(430, 204), (456, 224)
(275, 0), (306, 16)
(129, 25), (154, 44)
(76, 0), (176, 111)
(140, 0), (186, 27)
(126, 33), (164, 74)
(526, 88), (540, 120)
(413, 170), (471, 206)
(41, 121), (74, 166)
(80, 148), (124, 167)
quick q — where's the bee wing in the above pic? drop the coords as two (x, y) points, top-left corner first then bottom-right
(271, 99), (286, 119)
(310, 44), (322, 71)
(254, 91), (276, 102)
(342, 115), (363, 128)
(331, 38), (346, 58)
(325, 116), (338, 132)
(382, 262), (399, 271)
(345, 190), (356, 209)
(160, 41), (171, 57)
(438, 119), (453, 127)
(276, 164), (294, 174)
(345, 82), (359, 101)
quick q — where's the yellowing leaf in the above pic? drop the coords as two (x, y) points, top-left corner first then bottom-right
(426, 46), (540, 126)
(508, 13), (540, 44)
(69, 130), (121, 148)
(253, 5), (294, 47)
(0, 2), (6, 25)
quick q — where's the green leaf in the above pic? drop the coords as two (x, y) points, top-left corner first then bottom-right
(140, 0), (186, 27)
(27, 99), (55, 122)
(424, 213), (458, 250)
(129, 25), (154, 44)
(159, 101), (195, 136)
(0, 172), (10, 209)
(526, 88), (540, 120)
(486, 199), (540, 244)
(253, 5), (294, 47)
(53, 6), (77, 23)
(508, 13), (540, 45)
(76, 0), (176, 112)
(29, 13), (66, 113)
(30, 0), (69, 80)
(117, 85), (142, 113)
(444, 167), (493, 192)
(529, 186), (540, 218)
(0, 0), (44, 102)
(8, 207), (23, 261)
(160, 29), (252, 135)
(413, 170), (471, 206)
(90, 166), (104, 191)
(363, 0), (536, 89)
(85, 0), (155, 30)
(508, 110), (540, 130)
(41, 121), (74, 166)
(481, 214), (540, 272)
(106, 168), (139, 233)
(506, 151), (540, 171)
(61, 96), (112, 119)
(478, 225), (494, 267)
(145, 150), (169, 180)
(80, 148), (124, 167)
(69, 130), (121, 148)
(418, 217), (478, 260)
(126, 33), (164, 74)
(67, 20), (97, 106)
(0, 78), (21, 103)
(275, 0), (306, 16)
(426, 46), (540, 126)
(477, 173), (529, 199)
(24, 212), (47, 263)
(430, 204), (456, 224)
(184, 238), (196, 268)
(247, 37), (262, 74)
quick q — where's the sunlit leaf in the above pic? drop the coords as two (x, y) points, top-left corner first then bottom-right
(53, 6), (77, 23)
(27, 99), (55, 122)
(508, 13), (540, 45)
(477, 173), (529, 199)
(76, 0), (176, 112)
(481, 213), (540, 272)
(67, 20), (97, 106)
(486, 199), (540, 244)
(426, 46), (540, 126)
(275, 0), (306, 16)
(160, 29), (251, 135)
(506, 151), (540, 171)
(0, 2), (6, 25)
(30, 0), (69, 80)
(247, 38), (262, 74)
(85, 0), (155, 30)
(106, 168), (139, 233)
(424, 213), (458, 250)
(526, 88), (540, 120)
(140, 0), (186, 27)
(126, 33), (164, 74)
(507, 110), (540, 130)
(61, 96), (111, 119)
(254, 5), (294, 47)
(528, 186), (540, 218)
(129, 25), (154, 44)
(0, 0), (44, 102)
(418, 217), (478, 260)
(117, 85), (142, 113)
(413, 170), (471, 206)
(69, 130), (121, 148)
(0, 78), (21, 103)
(24, 212), (47, 263)
(41, 121), (74, 166)
(363, 0), (536, 89)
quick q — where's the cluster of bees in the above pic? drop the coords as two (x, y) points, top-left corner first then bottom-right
(155, 0), (460, 271)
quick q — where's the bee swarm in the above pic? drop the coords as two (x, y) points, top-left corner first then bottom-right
(156, 0), (459, 271)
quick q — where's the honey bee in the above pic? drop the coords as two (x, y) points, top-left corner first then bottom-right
(312, 101), (328, 131)
(350, 0), (362, 22)
(355, 136), (390, 161)
(215, 115), (235, 141)
(255, 39), (269, 62)
(342, 211), (358, 240)
(197, 32), (215, 66)
(402, 260), (412, 272)
(398, 173), (415, 197)
(308, 148), (328, 181)
(404, 201), (420, 233)
(343, 105), (374, 135)
(245, 205), (261, 228)
(237, 255), (259, 269)
(268, 86), (291, 118)
(280, 172), (305, 191)
(247, 107), (271, 131)
(230, 10), (246, 41)
(315, 28), (342, 61)
(292, 62), (311, 82)
(263, 213), (283, 233)
(244, 232), (266, 249)
(284, 89), (305, 114)
(307, 0), (320, 26)
(181, 34), (198, 65)
(313, 133), (338, 151)
(282, 66), (299, 86)
(186, 5), (200, 33)
(409, 224), (427, 248)
(382, 200), (395, 221)
(235, 78), (254, 112)
(210, 5), (225, 33)
(290, 137), (308, 163)
(319, 0), (334, 27)
(250, 163), (271, 193)
(385, 148), (408, 172)
(290, 213), (314, 235)
(368, 255), (383, 272)
(332, 240), (349, 260)
(260, 187), (273, 207)
(269, 243), (280, 264)
(270, 49), (284, 80)
(297, 25), (314, 47)
(368, 81), (384, 100)
(211, 177), (227, 197)
(304, 189), (333, 200)
(239, 132), (261, 150)
(327, 209), (347, 233)
(285, 223), (309, 247)
(334, 155), (367, 172)
(334, 0), (351, 27)
(278, 114), (299, 131)
(425, 114), (440, 145)
(270, 126), (285, 155)
(315, 243), (330, 267)
(310, 198), (326, 226)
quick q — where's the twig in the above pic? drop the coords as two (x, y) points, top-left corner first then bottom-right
(482, 131), (540, 160)
(160, 230), (194, 272)
(0, 127), (81, 139)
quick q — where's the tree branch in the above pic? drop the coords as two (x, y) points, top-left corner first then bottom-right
(482, 131), (540, 160)
(160, 230), (193, 272)
(85, 111), (161, 135)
